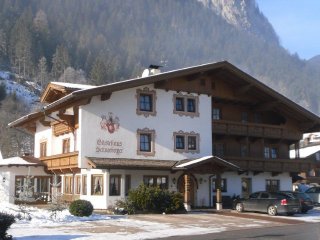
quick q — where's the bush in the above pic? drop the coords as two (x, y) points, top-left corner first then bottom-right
(0, 212), (15, 240)
(69, 200), (93, 217)
(119, 184), (185, 214)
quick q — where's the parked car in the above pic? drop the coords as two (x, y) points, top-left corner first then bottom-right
(304, 187), (320, 205)
(234, 191), (301, 216)
(281, 191), (314, 213)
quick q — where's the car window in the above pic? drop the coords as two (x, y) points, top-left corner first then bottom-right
(306, 188), (316, 193)
(260, 193), (269, 198)
(249, 192), (259, 199)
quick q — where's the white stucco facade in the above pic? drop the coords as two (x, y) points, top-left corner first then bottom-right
(78, 85), (212, 167)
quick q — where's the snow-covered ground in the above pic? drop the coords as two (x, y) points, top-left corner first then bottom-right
(1, 203), (320, 240)
(0, 71), (40, 106)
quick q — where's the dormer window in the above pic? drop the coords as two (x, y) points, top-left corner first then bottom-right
(136, 88), (157, 117)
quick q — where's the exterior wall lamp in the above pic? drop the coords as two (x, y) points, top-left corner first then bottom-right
(199, 178), (203, 184)
(2, 176), (6, 183)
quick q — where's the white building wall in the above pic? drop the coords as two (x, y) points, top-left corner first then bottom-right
(79, 85), (212, 168)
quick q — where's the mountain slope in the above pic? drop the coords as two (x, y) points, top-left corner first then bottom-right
(0, 1), (319, 113)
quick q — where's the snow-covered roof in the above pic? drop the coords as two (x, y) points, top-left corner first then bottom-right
(175, 156), (213, 168)
(0, 156), (43, 166)
(51, 82), (96, 90)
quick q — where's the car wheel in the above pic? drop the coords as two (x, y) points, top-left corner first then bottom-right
(287, 212), (294, 216)
(301, 209), (308, 214)
(236, 203), (244, 212)
(267, 205), (277, 216)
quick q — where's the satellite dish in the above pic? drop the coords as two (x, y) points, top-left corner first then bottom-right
(142, 69), (150, 78)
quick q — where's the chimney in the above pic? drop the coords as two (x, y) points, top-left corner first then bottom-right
(141, 64), (162, 77)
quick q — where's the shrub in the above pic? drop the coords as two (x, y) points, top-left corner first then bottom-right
(0, 212), (15, 240)
(121, 184), (185, 214)
(69, 200), (93, 217)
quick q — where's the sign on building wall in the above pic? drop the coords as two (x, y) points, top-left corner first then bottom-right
(96, 112), (123, 154)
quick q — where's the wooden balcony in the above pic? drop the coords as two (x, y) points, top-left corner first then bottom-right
(40, 151), (79, 173)
(226, 156), (315, 173)
(213, 120), (301, 140)
(52, 121), (73, 136)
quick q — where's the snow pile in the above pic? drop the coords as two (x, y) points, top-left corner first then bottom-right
(0, 202), (112, 226)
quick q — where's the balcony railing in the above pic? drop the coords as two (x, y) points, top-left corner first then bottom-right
(226, 156), (314, 173)
(40, 151), (79, 172)
(212, 120), (301, 140)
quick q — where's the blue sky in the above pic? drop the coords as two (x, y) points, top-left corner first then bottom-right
(256, 0), (320, 60)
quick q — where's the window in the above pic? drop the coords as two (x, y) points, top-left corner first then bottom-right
(109, 175), (121, 196)
(212, 178), (227, 192)
(91, 175), (103, 195)
(175, 135), (185, 149)
(137, 128), (155, 156)
(64, 176), (73, 194)
(213, 143), (224, 157)
(264, 147), (270, 159)
(139, 94), (152, 112)
(62, 138), (70, 154)
(266, 179), (280, 192)
(35, 177), (50, 193)
(254, 113), (261, 123)
(125, 175), (131, 196)
(240, 145), (248, 157)
(140, 133), (151, 152)
(173, 131), (199, 153)
(143, 176), (168, 189)
(136, 88), (156, 117)
(82, 175), (87, 195)
(316, 152), (320, 161)
(264, 146), (277, 159)
(188, 136), (197, 150)
(173, 93), (199, 117)
(40, 141), (47, 157)
(175, 97), (184, 111)
(187, 98), (196, 113)
(212, 108), (221, 120)
(271, 148), (277, 159)
(241, 112), (248, 123)
(75, 175), (81, 194)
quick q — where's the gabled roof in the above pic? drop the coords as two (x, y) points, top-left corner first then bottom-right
(8, 61), (320, 131)
(173, 156), (241, 171)
(40, 82), (95, 103)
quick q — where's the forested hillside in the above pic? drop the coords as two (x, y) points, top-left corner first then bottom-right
(0, 0), (320, 157)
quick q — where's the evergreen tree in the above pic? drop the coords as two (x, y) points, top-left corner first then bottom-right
(37, 56), (48, 88)
(0, 83), (6, 101)
(51, 45), (70, 81)
(89, 57), (108, 85)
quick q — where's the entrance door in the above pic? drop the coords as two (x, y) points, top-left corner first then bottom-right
(241, 177), (252, 198)
(177, 174), (196, 208)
